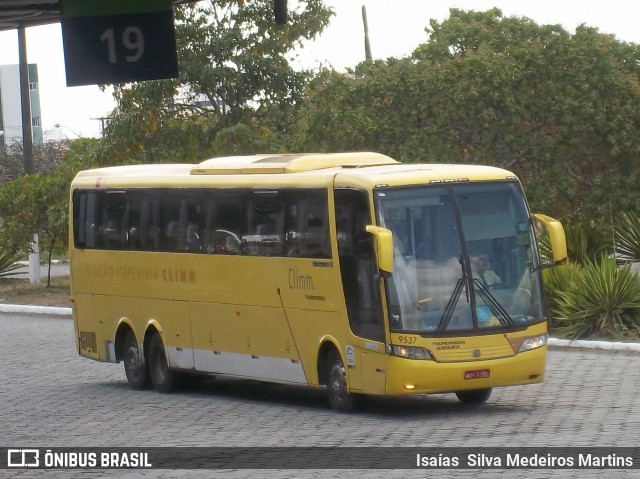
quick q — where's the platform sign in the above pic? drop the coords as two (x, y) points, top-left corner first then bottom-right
(61, 0), (179, 86)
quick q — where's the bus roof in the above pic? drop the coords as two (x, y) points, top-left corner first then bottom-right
(191, 152), (398, 174)
(72, 152), (518, 188)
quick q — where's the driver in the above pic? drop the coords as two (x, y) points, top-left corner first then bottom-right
(471, 256), (502, 290)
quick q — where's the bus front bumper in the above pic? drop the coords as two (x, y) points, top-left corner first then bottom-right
(384, 346), (547, 396)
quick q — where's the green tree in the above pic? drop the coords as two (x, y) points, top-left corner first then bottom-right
(0, 139), (72, 178)
(294, 8), (640, 226)
(0, 139), (98, 285)
(0, 174), (67, 286)
(104, 0), (333, 164)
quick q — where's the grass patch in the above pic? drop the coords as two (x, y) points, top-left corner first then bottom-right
(0, 276), (71, 307)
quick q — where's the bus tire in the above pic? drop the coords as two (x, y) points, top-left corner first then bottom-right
(123, 331), (150, 390)
(148, 333), (178, 393)
(455, 388), (492, 405)
(326, 351), (361, 412)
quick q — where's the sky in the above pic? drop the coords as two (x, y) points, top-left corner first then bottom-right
(1, 0), (640, 141)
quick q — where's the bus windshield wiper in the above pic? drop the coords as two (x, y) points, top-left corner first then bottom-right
(436, 276), (515, 334)
(472, 279), (515, 326)
(436, 275), (469, 335)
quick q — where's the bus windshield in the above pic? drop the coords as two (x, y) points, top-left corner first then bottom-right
(376, 181), (543, 335)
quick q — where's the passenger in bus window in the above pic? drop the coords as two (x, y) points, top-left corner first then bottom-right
(471, 256), (502, 290)
(210, 229), (241, 254)
(186, 224), (200, 251)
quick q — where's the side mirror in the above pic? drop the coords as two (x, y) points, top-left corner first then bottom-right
(365, 225), (393, 275)
(532, 213), (567, 266)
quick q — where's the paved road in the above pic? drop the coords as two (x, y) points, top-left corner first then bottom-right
(0, 313), (639, 478)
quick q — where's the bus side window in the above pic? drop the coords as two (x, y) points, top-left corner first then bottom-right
(160, 191), (201, 252)
(73, 190), (99, 249)
(245, 190), (285, 256)
(285, 189), (330, 258)
(132, 192), (161, 251)
(335, 188), (385, 342)
(101, 191), (128, 250)
(202, 190), (244, 255)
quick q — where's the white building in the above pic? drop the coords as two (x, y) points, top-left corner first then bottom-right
(0, 63), (43, 148)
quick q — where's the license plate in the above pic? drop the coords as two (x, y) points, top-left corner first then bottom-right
(464, 369), (490, 380)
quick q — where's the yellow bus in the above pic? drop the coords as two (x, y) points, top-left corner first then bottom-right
(70, 152), (566, 411)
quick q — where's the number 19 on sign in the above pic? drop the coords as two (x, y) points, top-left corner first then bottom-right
(100, 27), (145, 64)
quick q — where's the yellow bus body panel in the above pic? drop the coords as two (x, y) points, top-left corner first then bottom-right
(385, 346), (546, 395)
(70, 153), (551, 399)
(383, 322), (547, 394)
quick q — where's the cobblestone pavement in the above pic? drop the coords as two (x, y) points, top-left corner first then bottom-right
(1, 313), (639, 478)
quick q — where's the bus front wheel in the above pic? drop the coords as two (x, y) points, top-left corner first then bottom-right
(326, 351), (361, 412)
(148, 333), (178, 393)
(455, 388), (492, 405)
(123, 331), (150, 390)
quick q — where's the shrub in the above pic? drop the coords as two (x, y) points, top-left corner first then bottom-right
(564, 222), (613, 267)
(537, 221), (611, 267)
(615, 211), (640, 264)
(552, 257), (640, 339)
(0, 250), (22, 278)
(543, 261), (583, 330)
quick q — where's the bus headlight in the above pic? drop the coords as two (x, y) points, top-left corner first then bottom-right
(391, 345), (433, 360)
(518, 333), (548, 352)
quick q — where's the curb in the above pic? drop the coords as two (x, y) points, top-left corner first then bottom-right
(547, 337), (640, 353)
(0, 304), (72, 316)
(1, 304), (639, 352)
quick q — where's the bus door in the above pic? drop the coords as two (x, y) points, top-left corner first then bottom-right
(334, 188), (386, 394)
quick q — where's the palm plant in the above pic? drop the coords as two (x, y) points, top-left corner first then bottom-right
(552, 257), (640, 340)
(537, 221), (611, 267)
(0, 250), (22, 278)
(543, 261), (583, 330)
(615, 211), (640, 264)
(564, 222), (612, 267)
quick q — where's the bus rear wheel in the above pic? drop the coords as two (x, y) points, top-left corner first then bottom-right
(455, 388), (492, 405)
(326, 351), (361, 412)
(123, 331), (150, 390)
(148, 333), (179, 393)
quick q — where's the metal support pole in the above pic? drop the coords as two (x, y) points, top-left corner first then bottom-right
(18, 26), (40, 284)
(18, 26), (34, 175)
